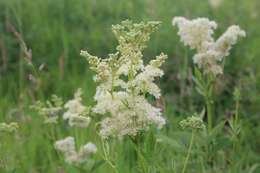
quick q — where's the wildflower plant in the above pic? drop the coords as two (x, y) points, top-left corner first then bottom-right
(172, 17), (245, 76)
(180, 115), (205, 130)
(31, 89), (97, 170)
(31, 88), (91, 128)
(179, 115), (205, 173)
(31, 95), (64, 124)
(22, 16), (250, 173)
(0, 122), (19, 133)
(54, 136), (97, 165)
(63, 89), (91, 128)
(173, 17), (245, 131)
(81, 20), (168, 139)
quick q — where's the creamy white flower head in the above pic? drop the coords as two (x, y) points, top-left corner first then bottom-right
(78, 142), (97, 156)
(215, 25), (246, 57)
(173, 16), (245, 76)
(172, 17), (217, 50)
(54, 137), (97, 165)
(81, 20), (167, 139)
(92, 88), (128, 114)
(132, 53), (167, 98)
(99, 95), (165, 139)
(134, 66), (163, 98)
(54, 136), (76, 155)
(68, 116), (91, 128)
(64, 100), (85, 116)
(100, 114), (138, 139)
(92, 88), (112, 114)
(74, 142), (97, 163)
(62, 89), (91, 128)
(63, 89), (86, 120)
(64, 153), (80, 164)
(193, 50), (223, 75)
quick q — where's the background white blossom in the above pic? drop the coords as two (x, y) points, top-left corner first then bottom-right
(173, 17), (245, 76)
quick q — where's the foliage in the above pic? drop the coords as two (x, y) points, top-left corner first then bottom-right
(0, 0), (260, 173)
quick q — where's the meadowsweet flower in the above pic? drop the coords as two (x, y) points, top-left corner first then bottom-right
(68, 116), (91, 128)
(31, 95), (63, 124)
(63, 89), (86, 119)
(172, 17), (217, 50)
(54, 136), (97, 165)
(180, 116), (205, 130)
(55, 136), (76, 154)
(92, 89), (128, 115)
(32, 89), (91, 128)
(78, 142), (97, 161)
(81, 20), (167, 139)
(63, 89), (91, 128)
(54, 136), (79, 164)
(134, 54), (167, 98)
(173, 17), (246, 76)
(215, 25), (246, 57)
(99, 95), (166, 139)
(0, 122), (19, 133)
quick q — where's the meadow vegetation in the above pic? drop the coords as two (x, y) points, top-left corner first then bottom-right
(0, 0), (260, 173)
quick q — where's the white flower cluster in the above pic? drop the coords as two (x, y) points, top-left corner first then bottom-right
(63, 89), (91, 128)
(0, 122), (19, 133)
(54, 136), (97, 165)
(81, 20), (167, 139)
(172, 17), (246, 76)
(31, 95), (63, 124)
(31, 89), (91, 128)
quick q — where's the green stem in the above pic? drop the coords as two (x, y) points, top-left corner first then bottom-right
(110, 71), (115, 99)
(206, 96), (213, 132)
(205, 75), (214, 132)
(101, 140), (118, 173)
(235, 99), (239, 126)
(232, 97), (240, 152)
(181, 130), (195, 173)
(130, 135), (147, 173)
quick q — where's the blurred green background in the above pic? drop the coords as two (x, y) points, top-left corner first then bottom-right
(0, 0), (260, 172)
